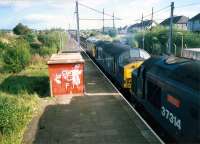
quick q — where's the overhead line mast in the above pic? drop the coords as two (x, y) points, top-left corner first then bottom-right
(168, 2), (174, 55)
(75, 0), (80, 49)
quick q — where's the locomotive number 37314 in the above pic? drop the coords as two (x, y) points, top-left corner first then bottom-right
(161, 106), (182, 131)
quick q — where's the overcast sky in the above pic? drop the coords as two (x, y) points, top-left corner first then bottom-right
(0, 0), (199, 30)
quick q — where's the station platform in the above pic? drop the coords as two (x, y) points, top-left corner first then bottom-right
(30, 38), (163, 144)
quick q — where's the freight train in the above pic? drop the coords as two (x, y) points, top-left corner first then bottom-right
(85, 38), (150, 90)
(79, 35), (200, 143)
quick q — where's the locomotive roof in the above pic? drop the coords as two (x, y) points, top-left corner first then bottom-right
(96, 41), (138, 57)
(145, 56), (200, 91)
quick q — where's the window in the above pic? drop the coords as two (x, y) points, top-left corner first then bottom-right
(140, 50), (151, 59)
(147, 80), (162, 109)
(97, 47), (102, 59)
(130, 49), (140, 58)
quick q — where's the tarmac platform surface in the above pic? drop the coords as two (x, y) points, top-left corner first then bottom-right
(27, 37), (163, 144)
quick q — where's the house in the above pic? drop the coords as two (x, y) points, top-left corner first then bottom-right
(127, 20), (157, 33)
(160, 16), (189, 30)
(118, 25), (128, 34)
(102, 27), (115, 33)
(187, 13), (200, 32)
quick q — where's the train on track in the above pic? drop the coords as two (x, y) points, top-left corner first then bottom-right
(78, 35), (200, 143)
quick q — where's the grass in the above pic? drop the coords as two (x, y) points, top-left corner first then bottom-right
(0, 59), (50, 144)
(0, 93), (38, 144)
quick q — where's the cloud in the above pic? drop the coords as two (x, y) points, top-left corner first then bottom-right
(0, 1), (11, 6)
(24, 14), (67, 22)
(0, 0), (73, 11)
(79, 0), (107, 7)
(0, 0), (35, 11)
(131, 0), (161, 5)
(24, 14), (69, 29)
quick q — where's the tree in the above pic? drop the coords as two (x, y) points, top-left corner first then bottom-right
(13, 23), (31, 35)
(23, 33), (37, 43)
(3, 38), (31, 72)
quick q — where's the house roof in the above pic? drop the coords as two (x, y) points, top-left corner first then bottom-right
(189, 13), (200, 21)
(160, 16), (189, 25)
(128, 20), (156, 30)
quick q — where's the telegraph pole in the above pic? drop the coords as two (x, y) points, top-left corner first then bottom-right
(103, 8), (105, 33)
(151, 7), (154, 29)
(142, 13), (144, 49)
(168, 2), (174, 54)
(75, 0), (80, 49)
(113, 12), (115, 30)
(141, 13), (143, 31)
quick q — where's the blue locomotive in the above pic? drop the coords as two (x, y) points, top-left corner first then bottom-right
(132, 56), (200, 142)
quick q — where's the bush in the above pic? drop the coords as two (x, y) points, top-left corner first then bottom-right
(30, 54), (46, 65)
(108, 29), (117, 37)
(0, 93), (38, 144)
(23, 33), (37, 44)
(2, 38), (31, 73)
(0, 41), (8, 60)
(130, 26), (200, 56)
(39, 46), (57, 56)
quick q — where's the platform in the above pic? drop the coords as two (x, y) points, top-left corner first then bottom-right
(31, 38), (163, 144)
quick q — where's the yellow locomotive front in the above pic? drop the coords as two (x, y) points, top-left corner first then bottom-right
(123, 61), (144, 88)
(121, 48), (150, 89)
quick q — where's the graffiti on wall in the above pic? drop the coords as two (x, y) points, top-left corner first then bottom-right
(53, 64), (83, 93)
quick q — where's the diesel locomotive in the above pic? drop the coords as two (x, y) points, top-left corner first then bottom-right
(132, 56), (200, 142)
(85, 38), (150, 90)
(79, 35), (200, 142)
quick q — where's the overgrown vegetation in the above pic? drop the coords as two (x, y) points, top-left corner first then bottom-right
(128, 26), (200, 56)
(0, 93), (38, 144)
(2, 38), (31, 72)
(1, 23), (68, 73)
(0, 23), (67, 144)
(0, 61), (49, 144)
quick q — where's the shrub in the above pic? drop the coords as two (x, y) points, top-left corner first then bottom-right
(39, 46), (57, 56)
(30, 54), (47, 66)
(130, 26), (200, 56)
(0, 41), (8, 60)
(2, 38), (31, 73)
(23, 33), (37, 44)
(108, 29), (117, 37)
(0, 93), (38, 144)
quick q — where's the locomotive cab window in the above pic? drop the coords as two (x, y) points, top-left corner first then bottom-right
(97, 47), (102, 59)
(146, 80), (161, 109)
(140, 50), (151, 59)
(130, 49), (140, 58)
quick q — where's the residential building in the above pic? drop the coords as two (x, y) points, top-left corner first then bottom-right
(188, 13), (200, 32)
(160, 16), (189, 30)
(127, 20), (157, 33)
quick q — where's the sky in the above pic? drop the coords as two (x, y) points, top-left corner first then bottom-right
(0, 0), (199, 30)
